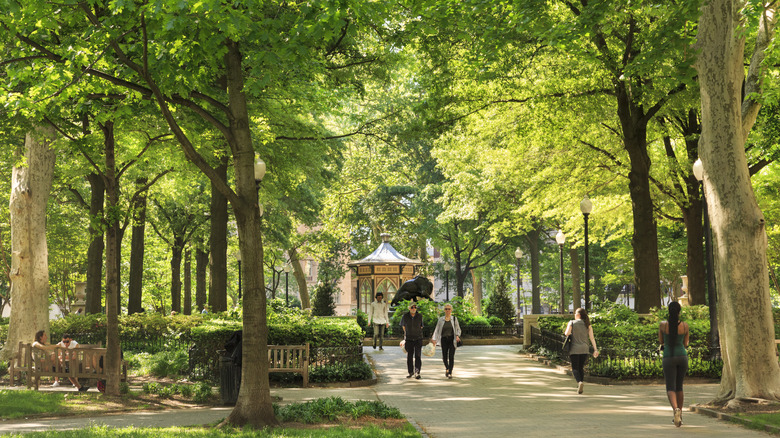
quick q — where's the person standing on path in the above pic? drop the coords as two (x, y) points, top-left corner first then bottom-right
(401, 303), (424, 379)
(564, 308), (599, 394)
(659, 301), (689, 427)
(368, 292), (389, 350)
(430, 303), (461, 379)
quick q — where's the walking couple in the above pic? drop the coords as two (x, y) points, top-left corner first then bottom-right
(401, 302), (461, 380)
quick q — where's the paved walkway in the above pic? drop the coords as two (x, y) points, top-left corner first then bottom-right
(0, 345), (771, 437)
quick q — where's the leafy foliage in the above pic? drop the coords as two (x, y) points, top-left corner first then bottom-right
(484, 275), (516, 325)
(312, 283), (337, 317)
(274, 396), (403, 423)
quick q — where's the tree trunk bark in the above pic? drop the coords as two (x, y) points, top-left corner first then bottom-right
(0, 127), (56, 361)
(222, 39), (277, 427)
(471, 270), (482, 315)
(527, 227), (541, 314)
(196, 247), (208, 311)
(696, 0), (780, 405)
(170, 237), (184, 314)
(616, 90), (661, 313)
(127, 177), (148, 314)
(101, 120), (121, 397)
(85, 172), (105, 315)
(569, 246), (581, 310)
(183, 248), (192, 315)
(288, 247), (309, 309)
(209, 158), (229, 312)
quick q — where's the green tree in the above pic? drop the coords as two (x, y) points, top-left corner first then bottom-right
(484, 275), (515, 325)
(312, 283), (336, 317)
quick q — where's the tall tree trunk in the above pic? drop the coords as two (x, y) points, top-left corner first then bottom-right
(617, 92), (661, 313)
(569, 246), (581, 310)
(196, 247), (208, 311)
(471, 270), (482, 315)
(85, 172), (105, 315)
(170, 237), (184, 314)
(114, 227), (125, 314)
(223, 39), (276, 427)
(696, 0), (780, 406)
(0, 127), (56, 361)
(209, 158), (229, 311)
(101, 120), (121, 397)
(683, 187), (706, 306)
(527, 227), (541, 314)
(288, 248), (309, 308)
(127, 177), (148, 314)
(183, 248), (192, 315)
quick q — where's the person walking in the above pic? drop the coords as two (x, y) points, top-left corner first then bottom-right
(430, 303), (461, 379)
(659, 301), (689, 427)
(401, 303), (424, 379)
(368, 292), (389, 350)
(564, 307), (599, 394)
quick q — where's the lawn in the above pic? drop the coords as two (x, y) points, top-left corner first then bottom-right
(2, 425), (421, 437)
(733, 411), (780, 432)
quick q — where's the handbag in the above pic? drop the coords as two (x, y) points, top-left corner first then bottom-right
(456, 339), (463, 347)
(562, 334), (573, 354)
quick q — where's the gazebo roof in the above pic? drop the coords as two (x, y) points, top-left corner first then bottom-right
(347, 233), (424, 267)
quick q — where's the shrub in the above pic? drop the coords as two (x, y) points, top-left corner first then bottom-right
(309, 362), (373, 383)
(274, 397), (402, 423)
(179, 384), (193, 398)
(119, 382), (130, 395)
(193, 382), (213, 403)
(149, 350), (189, 377)
(484, 275), (516, 325)
(312, 283), (337, 316)
(487, 316), (504, 326)
(0, 361), (7, 379)
(468, 316), (491, 327)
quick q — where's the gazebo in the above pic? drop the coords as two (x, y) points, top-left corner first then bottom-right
(348, 233), (425, 313)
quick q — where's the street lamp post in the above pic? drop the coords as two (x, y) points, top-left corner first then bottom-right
(580, 195), (593, 310)
(556, 230), (566, 314)
(284, 264), (291, 306)
(515, 247), (524, 315)
(443, 262), (451, 301)
(693, 158), (719, 356)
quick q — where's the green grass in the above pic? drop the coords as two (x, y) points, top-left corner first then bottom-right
(733, 412), (780, 431)
(2, 424), (420, 437)
(0, 390), (68, 419)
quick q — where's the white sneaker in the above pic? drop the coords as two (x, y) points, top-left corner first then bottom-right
(52, 381), (60, 387)
(577, 382), (584, 394)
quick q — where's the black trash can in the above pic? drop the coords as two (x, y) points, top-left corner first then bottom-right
(219, 330), (243, 405)
(219, 355), (241, 405)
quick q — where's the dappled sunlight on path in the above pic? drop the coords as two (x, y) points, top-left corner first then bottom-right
(367, 345), (765, 438)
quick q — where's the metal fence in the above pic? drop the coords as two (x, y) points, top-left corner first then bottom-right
(52, 332), (191, 354)
(530, 326), (722, 379)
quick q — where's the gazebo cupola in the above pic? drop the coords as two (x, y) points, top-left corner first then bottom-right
(348, 233), (424, 313)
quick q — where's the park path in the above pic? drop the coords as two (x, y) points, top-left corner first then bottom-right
(0, 345), (771, 437)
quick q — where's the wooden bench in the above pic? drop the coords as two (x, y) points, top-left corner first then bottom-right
(268, 343), (309, 387)
(11, 342), (126, 390)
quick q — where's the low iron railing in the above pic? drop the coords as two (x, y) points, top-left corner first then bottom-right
(530, 326), (722, 379)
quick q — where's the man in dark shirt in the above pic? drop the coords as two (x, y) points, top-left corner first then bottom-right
(401, 303), (424, 379)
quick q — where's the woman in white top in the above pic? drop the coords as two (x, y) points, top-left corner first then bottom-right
(430, 304), (462, 379)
